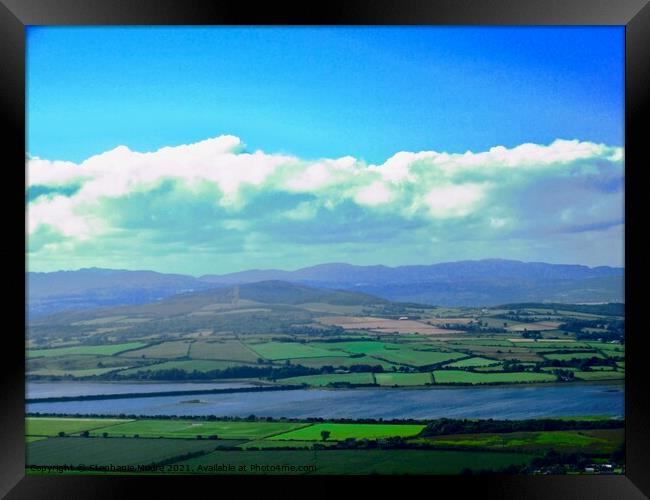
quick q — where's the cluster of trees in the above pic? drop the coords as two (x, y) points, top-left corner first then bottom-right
(492, 312), (539, 323)
(286, 325), (345, 336)
(460, 452), (590, 475)
(560, 319), (624, 342)
(439, 321), (507, 334)
(538, 356), (620, 371)
(109, 365), (321, 381)
(498, 303), (623, 317)
(420, 417), (623, 437)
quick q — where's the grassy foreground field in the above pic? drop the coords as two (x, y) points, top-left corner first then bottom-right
(26, 416), (623, 475)
(26, 417), (131, 436)
(27, 437), (222, 467)
(27, 342), (146, 359)
(432, 370), (556, 384)
(88, 419), (309, 440)
(414, 429), (623, 454)
(269, 423), (426, 441)
(175, 449), (535, 475)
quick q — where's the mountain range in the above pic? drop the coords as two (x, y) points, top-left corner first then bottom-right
(27, 259), (624, 317)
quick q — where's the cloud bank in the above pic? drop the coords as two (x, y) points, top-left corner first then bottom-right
(26, 135), (624, 274)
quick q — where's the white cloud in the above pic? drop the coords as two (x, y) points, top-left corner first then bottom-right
(354, 181), (393, 206)
(424, 183), (485, 218)
(26, 135), (623, 249)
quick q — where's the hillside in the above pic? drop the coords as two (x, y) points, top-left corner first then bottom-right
(27, 259), (624, 316)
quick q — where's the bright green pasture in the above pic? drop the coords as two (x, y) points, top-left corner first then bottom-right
(270, 423), (425, 441)
(444, 357), (499, 368)
(372, 349), (465, 367)
(375, 372), (433, 386)
(27, 417), (131, 436)
(279, 372), (375, 386)
(246, 342), (345, 360)
(433, 370), (556, 384)
(89, 419), (309, 440)
(27, 342), (146, 359)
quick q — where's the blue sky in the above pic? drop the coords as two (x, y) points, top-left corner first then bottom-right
(26, 27), (624, 274)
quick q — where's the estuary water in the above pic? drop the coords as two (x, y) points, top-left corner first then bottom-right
(26, 381), (624, 420)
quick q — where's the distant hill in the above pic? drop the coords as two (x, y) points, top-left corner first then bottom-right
(28, 280), (391, 328)
(27, 259), (624, 316)
(27, 268), (218, 317)
(199, 259), (624, 307)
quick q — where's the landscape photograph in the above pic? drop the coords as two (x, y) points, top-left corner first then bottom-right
(26, 26), (624, 475)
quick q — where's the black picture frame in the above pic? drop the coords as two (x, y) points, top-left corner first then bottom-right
(2, 1), (648, 498)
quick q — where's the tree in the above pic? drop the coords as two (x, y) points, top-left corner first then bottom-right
(102, 432), (109, 438)
(320, 430), (331, 441)
(80, 430), (90, 437)
(58, 431), (65, 437)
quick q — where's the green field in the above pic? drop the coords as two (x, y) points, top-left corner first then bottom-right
(26, 436), (48, 443)
(175, 449), (534, 475)
(543, 352), (605, 361)
(416, 429), (623, 454)
(270, 423), (425, 441)
(188, 341), (260, 363)
(240, 439), (336, 449)
(119, 341), (192, 359)
(27, 342), (147, 359)
(586, 342), (624, 353)
(444, 357), (499, 368)
(25, 416), (622, 475)
(573, 371), (625, 381)
(278, 372), (376, 386)
(27, 417), (131, 436)
(375, 372), (433, 386)
(432, 370), (556, 384)
(246, 342), (345, 360)
(512, 342), (593, 349)
(316, 341), (466, 367)
(372, 348), (465, 367)
(28, 367), (130, 377)
(88, 419), (310, 440)
(286, 355), (398, 370)
(314, 341), (401, 355)
(118, 359), (251, 375)
(27, 437), (220, 467)
(447, 339), (515, 347)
